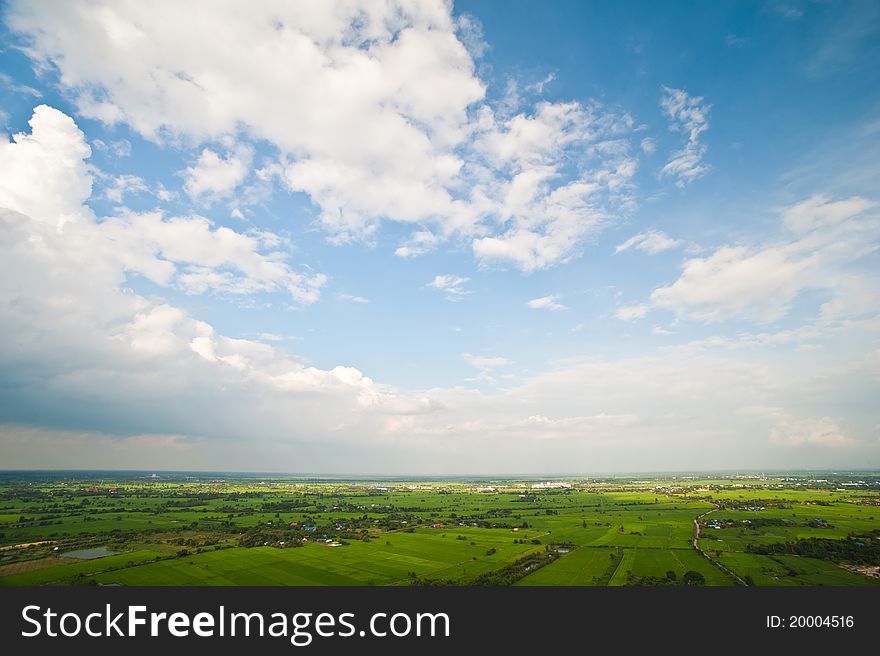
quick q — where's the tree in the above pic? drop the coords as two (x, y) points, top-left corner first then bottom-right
(666, 570), (677, 581)
(682, 570), (705, 586)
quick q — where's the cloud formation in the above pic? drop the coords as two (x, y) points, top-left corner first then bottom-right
(182, 145), (251, 202)
(0, 3), (877, 474)
(659, 86), (711, 187)
(428, 274), (471, 301)
(8, 0), (639, 272)
(615, 229), (682, 254)
(651, 195), (878, 322)
(527, 295), (568, 311)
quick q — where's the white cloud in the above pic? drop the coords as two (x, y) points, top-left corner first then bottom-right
(615, 229), (682, 254)
(471, 101), (638, 271)
(0, 104), (93, 229)
(394, 230), (440, 258)
(8, 1), (483, 239)
(781, 194), (875, 234)
(102, 173), (149, 203)
(2, 6), (877, 473)
(155, 183), (175, 202)
(182, 146), (251, 202)
(339, 293), (370, 304)
(640, 137), (656, 154)
(0, 70), (41, 97)
(368, 342), (878, 470)
(527, 294), (567, 311)
(428, 274), (471, 301)
(462, 353), (509, 368)
(4, 326), (874, 471)
(525, 72), (556, 94)
(770, 415), (854, 447)
(650, 195), (878, 323)
(0, 107), (442, 464)
(92, 138), (131, 157)
(0, 105), (326, 307)
(659, 86), (710, 187)
(8, 1), (640, 271)
(462, 352), (510, 384)
(614, 304), (649, 321)
(0, 114), (876, 471)
(520, 413), (639, 440)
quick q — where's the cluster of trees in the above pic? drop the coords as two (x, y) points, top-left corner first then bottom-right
(625, 570), (706, 586)
(747, 533), (879, 564)
(469, 551), (558, 585)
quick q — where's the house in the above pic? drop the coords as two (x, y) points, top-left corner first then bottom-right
(431, 523), (442, 528)
(289, 522), (298, 527)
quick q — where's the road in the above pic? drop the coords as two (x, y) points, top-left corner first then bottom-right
(692, 508), (749, 586)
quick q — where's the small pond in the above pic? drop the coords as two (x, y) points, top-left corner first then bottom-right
(60, 547), (118, 560)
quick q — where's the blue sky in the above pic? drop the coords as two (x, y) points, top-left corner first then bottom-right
(0, 0), (878, 473)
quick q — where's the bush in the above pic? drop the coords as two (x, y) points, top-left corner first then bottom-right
(682, 571), (705, 586)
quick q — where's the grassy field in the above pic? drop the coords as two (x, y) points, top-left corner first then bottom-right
(1, 471), (878, 586)
(91, 532), (542, 586)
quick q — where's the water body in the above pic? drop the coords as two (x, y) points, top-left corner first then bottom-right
(61, 547), (117, 560)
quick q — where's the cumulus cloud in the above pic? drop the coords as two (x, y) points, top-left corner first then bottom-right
(0, 106), (326, 306)
(527, 295), (567, 311)
(0, 114), (876, 471)
(470, 101), (638, 271)
(649, 195), (879, 323)
(0, 104), (93, 229)
(1, 5), (877, 473)
(8, 1), (483, 239)
(659, 86), (710, 187)
(182, 145), (251, 202)
(0, 106), (441, 463)
(615, 229), (682, 254)
(428, 274), (471, 301)
(7, 0), (639, 271)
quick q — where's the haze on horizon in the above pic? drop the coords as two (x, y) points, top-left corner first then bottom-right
(0, 0), (878, 474)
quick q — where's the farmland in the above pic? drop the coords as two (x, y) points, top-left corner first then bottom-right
(0, 471), (878, 587)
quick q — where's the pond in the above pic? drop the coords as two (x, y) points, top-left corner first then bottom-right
(60, 547), (118, 560)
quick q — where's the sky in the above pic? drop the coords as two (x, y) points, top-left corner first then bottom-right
(0, 0), (878, 474)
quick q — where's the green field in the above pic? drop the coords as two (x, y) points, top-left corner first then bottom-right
(1, 472), (878, 587)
